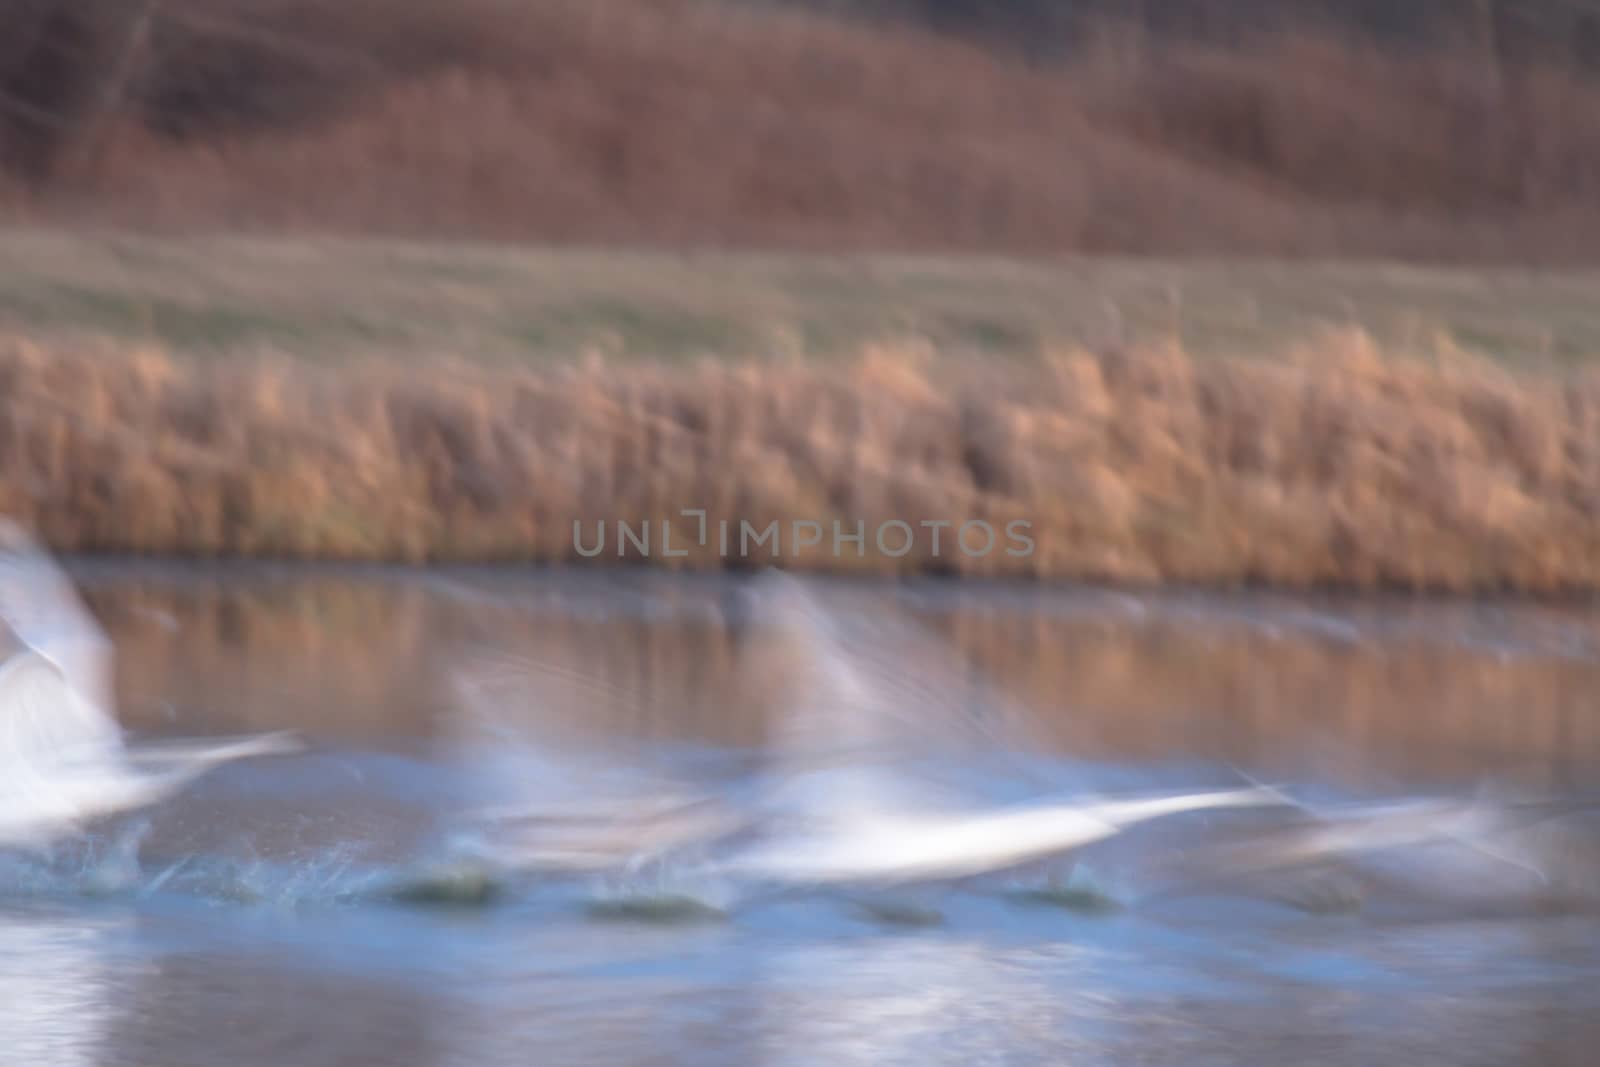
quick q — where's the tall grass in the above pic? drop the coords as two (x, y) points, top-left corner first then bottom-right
(5, 331), (1600, 592)
(5, 0), (1600, 257)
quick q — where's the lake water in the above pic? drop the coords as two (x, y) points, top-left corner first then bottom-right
(8, 565), (1600, 1066)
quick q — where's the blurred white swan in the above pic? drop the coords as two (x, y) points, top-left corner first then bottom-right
(442, 646), (751, 878)
(1145, 786), (1600, 913)
(442, 572), (1287, 894)
(715, 573), (1287, 890)
(0, 520), (300, 849)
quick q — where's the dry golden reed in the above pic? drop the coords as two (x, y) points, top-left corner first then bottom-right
(3, 331), (1600, 592)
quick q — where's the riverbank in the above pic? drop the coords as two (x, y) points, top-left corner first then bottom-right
(4, 323), (1598, 592)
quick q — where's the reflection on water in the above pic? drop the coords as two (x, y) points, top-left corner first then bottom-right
(78, 564), (1600, 783)
(748, 937), (1096, 1067)
(8, 896), (1600, 1067)
(0, 906), (117, 1067)
(0, 564), (1591, 1066)
(101, 943), (448, 1067)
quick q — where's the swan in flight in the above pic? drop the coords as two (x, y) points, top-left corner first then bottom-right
(0, 520), (300, 849)
(443, 572), (1287, 894)
(712, 573), (1288, 891)
(1144, 786), (1600, 913)
(441, 646), (752, 878)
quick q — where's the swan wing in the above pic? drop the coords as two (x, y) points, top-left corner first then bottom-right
(743, 572), (1035, 821)
(447, 646), (711, 821)
(0, 520), (116, 716)
(0, 651), (132, 841)
(749, 573), (1030, 759)
(0, 652), (123, 780)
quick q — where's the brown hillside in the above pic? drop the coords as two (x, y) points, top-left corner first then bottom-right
(3, 0), (1600, 258)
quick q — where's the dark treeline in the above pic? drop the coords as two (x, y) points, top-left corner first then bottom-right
(4, 0), (1598, 180)
(1, 0), (426, 176)
(5, 0), (1600, 258)
(776, 0), (1600, 65)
